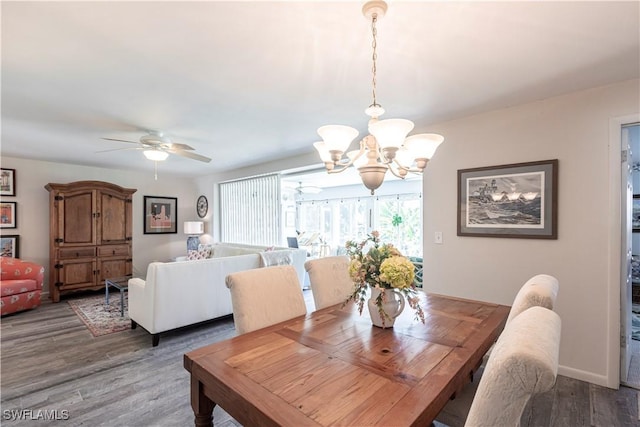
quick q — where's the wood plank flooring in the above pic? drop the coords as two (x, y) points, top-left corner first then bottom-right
(1, 292), (638, 427)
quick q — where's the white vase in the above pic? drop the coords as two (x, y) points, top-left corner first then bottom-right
(368, 287), (405, 328)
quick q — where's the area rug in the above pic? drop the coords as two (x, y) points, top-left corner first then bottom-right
(68, 293), (130, 337)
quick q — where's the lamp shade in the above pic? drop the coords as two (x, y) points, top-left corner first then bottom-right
(403, 133), (444, 159)
(313, 141), (333, 163)
(317, 125), (359, 153)
(184, 221), (204, 235)
(368, 118), (414, 149)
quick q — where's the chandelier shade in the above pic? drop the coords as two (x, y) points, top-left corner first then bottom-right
(404, 133), (445, 160)
(317, 125), (359, 158)
(368, 119), (415, 150)
(312, 0), (444, 194)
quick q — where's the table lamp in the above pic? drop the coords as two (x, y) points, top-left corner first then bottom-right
(184, 221), (204, 251)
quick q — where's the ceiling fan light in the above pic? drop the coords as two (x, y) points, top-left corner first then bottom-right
(143, 149), (169, 161)
(368, 118), (414, 149)
(403, 133), (444, 160)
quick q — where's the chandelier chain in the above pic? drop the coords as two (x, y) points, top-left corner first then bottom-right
(370, 13), (379, 108)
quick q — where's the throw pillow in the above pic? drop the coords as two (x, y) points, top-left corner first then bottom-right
(197, 244), (214, 258)
(188, 248), (210, 260)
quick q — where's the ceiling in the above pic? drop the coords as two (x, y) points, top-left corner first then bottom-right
(2, 1), (639, 179)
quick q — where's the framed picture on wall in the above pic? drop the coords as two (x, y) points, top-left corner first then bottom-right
(0, 168), (15, 196)
(457, 159), (558, 239)
(143, 196), (177, 234)
(0, 202), (17, 229)
(0, 235), (19, 258)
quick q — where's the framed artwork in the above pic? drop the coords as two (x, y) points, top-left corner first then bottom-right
(0, 235), (19, 258)
(0, 168), (16, 196)
(0, 202), (17, 229)
(457, 159), (558, 239)
(633, 195), (640, 233)
(143, 196), (177, 234)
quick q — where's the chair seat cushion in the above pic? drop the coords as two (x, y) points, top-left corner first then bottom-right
(1, 279), (38, 295)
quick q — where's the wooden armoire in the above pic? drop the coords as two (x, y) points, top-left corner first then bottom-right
(45, 181), (137, 302)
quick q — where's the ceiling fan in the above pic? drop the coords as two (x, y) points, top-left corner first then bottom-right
(99, 131), (212, 163)
(293, 181), (322, 195)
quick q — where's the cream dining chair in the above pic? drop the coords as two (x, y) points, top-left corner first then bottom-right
(304, 256), (353, 310)
(506, 273), (559, 324)
(464, 306), (561, 426)
(435, 273), (560, 427)
(225, 265), (307, 335)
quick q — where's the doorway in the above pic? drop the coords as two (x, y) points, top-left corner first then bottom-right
(622, 123), (640, 389)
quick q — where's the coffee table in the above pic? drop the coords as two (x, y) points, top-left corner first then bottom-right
(105, 276), (132, 317)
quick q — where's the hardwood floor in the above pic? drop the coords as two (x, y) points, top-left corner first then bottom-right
(1, 293), (638, 427)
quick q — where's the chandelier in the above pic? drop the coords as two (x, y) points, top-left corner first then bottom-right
(313, 0), (444, 195)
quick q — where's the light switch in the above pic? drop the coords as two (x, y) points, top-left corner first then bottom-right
(434, 231), (443, 244)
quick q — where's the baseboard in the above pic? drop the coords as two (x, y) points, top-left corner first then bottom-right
(558, 365), (611, 389)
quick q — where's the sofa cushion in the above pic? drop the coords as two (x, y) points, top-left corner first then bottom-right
(260, 250), (292, 267)
(1, 279), (39, 295)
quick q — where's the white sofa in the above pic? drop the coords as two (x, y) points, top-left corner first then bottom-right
(128, 243), (306, 346)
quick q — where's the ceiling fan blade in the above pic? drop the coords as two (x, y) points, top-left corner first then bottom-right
(167, 142), (195, 151)
(168, 149), (212, 163)
(95, 147), (142, 153)
(101, 137), (140, 145)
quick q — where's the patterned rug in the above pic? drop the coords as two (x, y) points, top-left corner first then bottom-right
(68, 293), (130, 337)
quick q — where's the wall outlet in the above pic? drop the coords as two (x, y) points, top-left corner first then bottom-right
(434, 231), (443, 244)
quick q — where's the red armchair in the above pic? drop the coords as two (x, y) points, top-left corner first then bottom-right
(0, 257), (45, 316)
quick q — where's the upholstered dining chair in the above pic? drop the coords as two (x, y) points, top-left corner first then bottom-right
(506, 273), (559, 324)
(225, 265), (307, 335)
(435, 274), (560, 427)
(486, 273), (559, 360)
(304, 256), (353, 310)
(465, 306), (561, 426)
(436, 306), (561, 427)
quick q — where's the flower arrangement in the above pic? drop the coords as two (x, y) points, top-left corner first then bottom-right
(345, 231), (425, 325)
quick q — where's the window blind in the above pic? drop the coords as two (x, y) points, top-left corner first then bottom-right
(219, 173), (281, 245)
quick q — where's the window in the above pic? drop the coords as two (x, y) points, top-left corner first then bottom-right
(296, 193), (422, 257)
(220, 174), (280, 245)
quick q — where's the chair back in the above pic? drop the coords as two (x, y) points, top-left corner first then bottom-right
(507, 274), (559, 324)
(465, 306), (561, 427)
(304, 256), (352, 310)
(225, 265), (306, 335)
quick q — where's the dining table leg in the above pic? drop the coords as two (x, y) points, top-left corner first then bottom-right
(191, 377), (215, 427)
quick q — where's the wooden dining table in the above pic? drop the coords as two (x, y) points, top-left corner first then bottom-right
(183, 292), (510, 427)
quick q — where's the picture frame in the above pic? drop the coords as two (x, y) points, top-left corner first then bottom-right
(143, 196), (177, 234)
(633, 195), (640, 233)
(457, 159), (558, 239)
(0, 202), (17, 229)
(0, 235), (19, 258)
(0, 168), (16, 196)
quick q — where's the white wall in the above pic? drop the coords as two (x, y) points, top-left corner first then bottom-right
(0, 157), (200, 291)
(422, 79), (640, 388)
